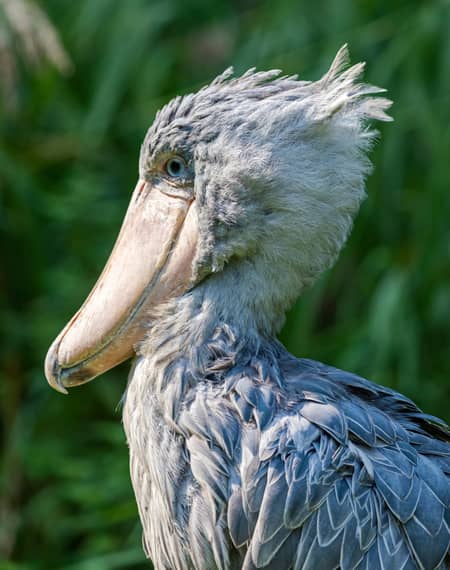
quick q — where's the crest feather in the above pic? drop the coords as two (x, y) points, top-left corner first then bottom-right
(315, 44), (393, 123)
(322, 44), (352, 85)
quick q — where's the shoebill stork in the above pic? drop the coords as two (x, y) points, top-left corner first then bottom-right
(45, 46), (450, 569)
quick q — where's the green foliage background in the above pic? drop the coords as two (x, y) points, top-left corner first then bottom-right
(1, 0), (449, 567)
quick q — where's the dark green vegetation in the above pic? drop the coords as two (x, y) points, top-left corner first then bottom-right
(1, 0), (449, 567)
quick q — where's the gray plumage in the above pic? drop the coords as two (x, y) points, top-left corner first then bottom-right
(121, 46), (450, 569)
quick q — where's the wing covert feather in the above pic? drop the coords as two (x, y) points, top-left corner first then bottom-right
(181, 356), (449, 569)
(223, 359), (450, 569)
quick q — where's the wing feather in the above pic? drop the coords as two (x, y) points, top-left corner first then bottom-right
(183, 356), (449, 569)
(229, 360), (450, 569)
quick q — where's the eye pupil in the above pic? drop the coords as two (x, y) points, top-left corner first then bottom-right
(166, 157), (185, 178)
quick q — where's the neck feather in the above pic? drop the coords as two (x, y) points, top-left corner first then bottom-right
(131, 277), (287, 423)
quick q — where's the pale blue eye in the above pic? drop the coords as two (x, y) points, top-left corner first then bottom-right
(165, 157), (186, 178)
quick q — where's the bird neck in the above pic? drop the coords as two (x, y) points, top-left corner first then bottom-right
(135, 269), (286, 401)
(192, 257), (299, 335)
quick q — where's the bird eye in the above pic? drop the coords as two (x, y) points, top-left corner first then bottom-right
(164, 157), (186, 179)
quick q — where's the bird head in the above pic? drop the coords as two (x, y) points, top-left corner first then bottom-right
(45, 45), (392, 393)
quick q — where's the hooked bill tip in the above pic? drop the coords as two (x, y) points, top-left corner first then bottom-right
(44, 342), (69, 395)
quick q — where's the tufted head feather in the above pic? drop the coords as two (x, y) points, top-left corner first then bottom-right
(139, 45), (392, 334)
